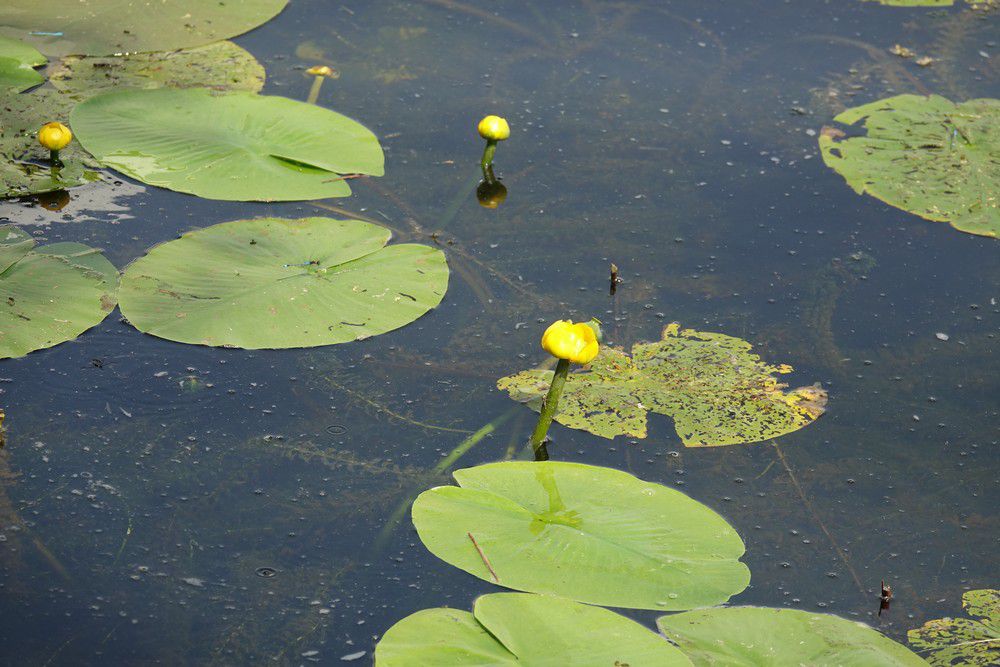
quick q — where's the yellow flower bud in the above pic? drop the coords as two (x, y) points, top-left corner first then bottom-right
(38, 122), (72, 151)
(477, 115), (510, 142)
(306, 65), (339, 79)
(541, 320), (600, 365)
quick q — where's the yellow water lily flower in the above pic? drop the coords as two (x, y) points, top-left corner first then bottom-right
(477, 115), (510, 142)
(541, 320), (600, 365)
(37, 122), (72, 151)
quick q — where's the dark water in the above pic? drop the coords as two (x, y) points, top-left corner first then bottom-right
(1, 0), (997, 664)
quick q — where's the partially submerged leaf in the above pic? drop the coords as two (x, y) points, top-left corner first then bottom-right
(908, 589), (1000, 666)
(118, 217), (448, 349)
(0, 225), (119, 359)
(820, 94), (999, 238)
(375, 593), (692, 666)
(659, 606), (926, 666)
(0, 36), (45, 92)
(71, 88), (385, 201)
(412, 461), (750, 610)
(498, 323), (826, 447)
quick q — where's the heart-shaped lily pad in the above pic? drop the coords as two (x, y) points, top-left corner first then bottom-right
(498, 323), (826, 447)
(376, 593), (693, 666)
(0, 36), (45, 92)
(908, 589), (999, 666)
(119, 217), (449, 349)
(71, 88), (384, 201)
(412, 461), (750, 611)
(0, 225), (118, 359)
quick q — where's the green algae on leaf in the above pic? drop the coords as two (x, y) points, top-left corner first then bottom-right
(119, 217), (448, 349)
(412, 461), (750, 611)
(820, 95), (999, 238)
(71, 88), (384, 201)
(0, 36), (45, 92)
(497, 323), (826, 447)
(0, 226), (118, 359)
(375, 593), (693, 666)
(0, 0), (289, 57)
(908, 589), (1000, 666)
(659, 606), (926, 666)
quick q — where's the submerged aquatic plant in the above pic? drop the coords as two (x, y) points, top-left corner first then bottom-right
(37, 121), (72, 167)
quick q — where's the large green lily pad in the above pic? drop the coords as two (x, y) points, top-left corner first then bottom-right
(412, 461), (750, 611)
(497, 323), (826, 447)
(908, 589), (999, 666)
(820, 95), (999, 238)
(118, 217), (448, 349)
(71, 88), (384, 201)
(50, 41), (265, 98)
(0, 36), (45, 92)
(375, 593), (693, 666)
(0, 225), (118, 359)
(658, 606), (926, 666)
(0, 0), (289, 57)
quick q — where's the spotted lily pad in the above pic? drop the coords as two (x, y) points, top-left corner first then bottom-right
(908, 589), (999, 666)
(412, 461), (750, 611)
(658, 606), (926, 666)
(0, 36), (45, 92)
(71, 88), (385, 201)
(497, 323), (826, 447)
(0, 0), (289, 57)
(820, 95), (999, 238)
(375, 593), (693, 666)
(119, 217), (448, 349)
(0, 225), (118, 359)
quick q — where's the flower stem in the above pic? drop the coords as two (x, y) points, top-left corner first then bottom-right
(49, 149), (61, 168)
(306, 76), (324, 105)
(480, 139), (497, 179)
(528, 358), (570, 457)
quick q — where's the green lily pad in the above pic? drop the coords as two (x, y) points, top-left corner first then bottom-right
(71, 88), (384, 201)
(0, 36), (45, 92)
(0, 225), (118, 359)
(118, 217), (448, 349)
(497, 323), (827, 447)
(658, 606), (926, 666)
(0, 0), (289, 57)
(375, 593), (693, 666)
(908, 589), (999, 666)
(820, 95), (999, 238)
(50, 41), (265, 98)
(412, 461), (750, 611)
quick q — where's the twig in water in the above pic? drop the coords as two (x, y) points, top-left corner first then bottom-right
(468, 532), (499, 582)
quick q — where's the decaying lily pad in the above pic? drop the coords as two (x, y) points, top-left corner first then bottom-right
(0, 36), (45, 92)
(820, 94), (999, 238)
(908, 589), (1000, 666)
(0, 225), (118, 359)
(0, 0), (289, 57)
(497, 323), (826, 447)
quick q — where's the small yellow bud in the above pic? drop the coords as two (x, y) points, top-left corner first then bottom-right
(541, 320), (600, 365)
(306, 65), (339, 79)
(477, 115), (510, 142)
(38, 122), (72, 151)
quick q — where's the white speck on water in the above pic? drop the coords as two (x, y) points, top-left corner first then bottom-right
(341, 651), (366, 661)
(935, 332), (949, 341)
(181, 577), (204, 587)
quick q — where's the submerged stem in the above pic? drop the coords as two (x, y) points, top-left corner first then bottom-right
(480, 140), (497, 178)
(528, 358), (570, 456)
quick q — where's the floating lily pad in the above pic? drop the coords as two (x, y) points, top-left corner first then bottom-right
(658, 606), (926, 666)
(908, 589), (999, 666)
(375, 593), (693, 666)
(71, 88), (384, 201)
(50, 41), (265, 98)
(498, 323), (826, 447)
(0, 225), (118, 359)
(412, 461), (749, 611)
(0, 36), (45, 92)
(0, 0), (289, 57)
(820, 94), (999, 238)
(118, 217), (448, 349)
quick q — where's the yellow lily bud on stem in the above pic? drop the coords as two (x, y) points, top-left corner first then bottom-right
(305, 64), (339, 105)
(477, 115), (509, 182)
(38, 122), (72, 167)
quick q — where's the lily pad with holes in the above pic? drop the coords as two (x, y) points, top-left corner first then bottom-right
(908, 589), (999, 666)
(497, 323), (826, 447)
(375, 593), (693, 666)
(820, 94), (999, 238)
(0, 36), (45, 92)
(118, 217), (448, 349)
(658, 606), (926, 666)
(0, 225), (118, 359)
(71, 88), (384, 201)
(50, 41), (265, 98)
(0, 0), (289, 57)
(412, 461), (750, 611)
